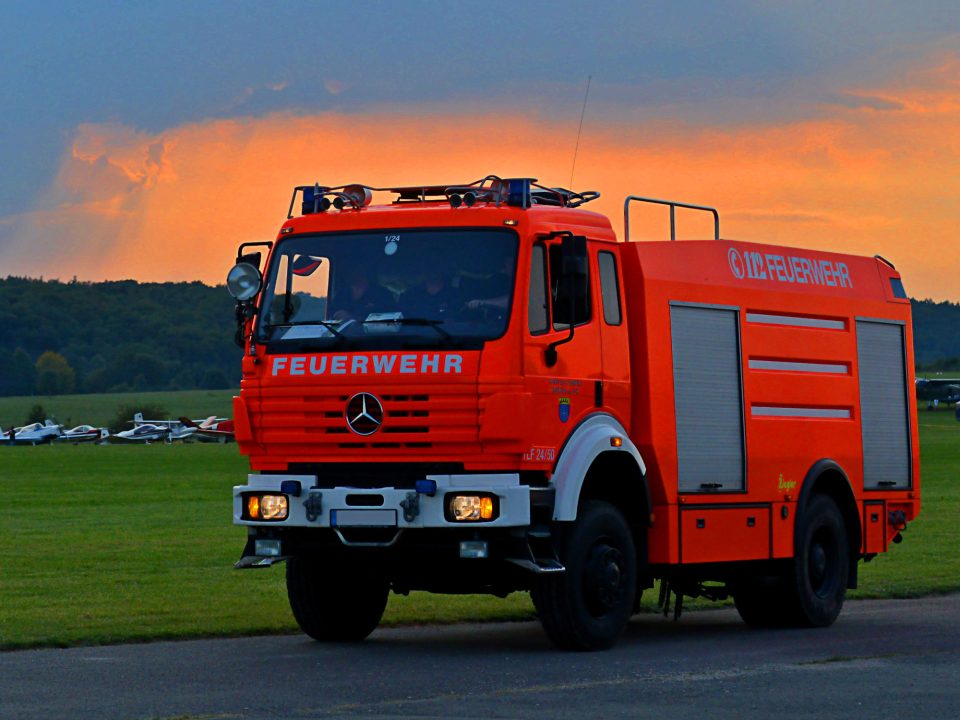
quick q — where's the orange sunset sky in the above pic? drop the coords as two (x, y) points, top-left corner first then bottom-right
(2, 4), (958, 300)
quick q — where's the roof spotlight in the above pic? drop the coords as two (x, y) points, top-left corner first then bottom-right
(463, 191), (477, 207)
(342, 184), (373, 208)
(332, 196), (345, 210)
(449, 193), (463, 208)
(226, 262), (262, 302)
(319, 197), (332, 212)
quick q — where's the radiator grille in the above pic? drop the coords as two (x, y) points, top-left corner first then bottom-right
(249, 386), (479, 454)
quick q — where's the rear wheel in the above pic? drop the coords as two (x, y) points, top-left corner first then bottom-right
(286, 554), (389, 642)
(791, 494), (849, 626)
(532, 501), (637, 651)
(734, 495), (848, 628)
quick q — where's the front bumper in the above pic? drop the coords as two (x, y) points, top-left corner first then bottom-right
(233, 473), (531, 530)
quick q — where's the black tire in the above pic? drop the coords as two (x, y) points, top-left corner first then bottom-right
(790, 494), (849, 627)
(286, 554), (389, 642)
(733, 575), (797, 628)
(531, 501), (637, 651)
(734, 495), (848, 629)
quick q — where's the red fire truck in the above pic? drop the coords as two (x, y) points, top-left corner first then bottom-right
(228, 176), (919, 650)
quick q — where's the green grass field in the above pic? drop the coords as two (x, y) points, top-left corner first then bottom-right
(0, 402), (956, 649)
(0, 443), (535, 650)
(0, 389), (236, 430)
(851, 409), (960, 597)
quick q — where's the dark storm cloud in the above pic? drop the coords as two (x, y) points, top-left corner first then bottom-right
(0, 0), (958, 221)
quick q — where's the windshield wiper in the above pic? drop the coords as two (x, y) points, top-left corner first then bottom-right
(361, 317), (453, 342)
(266, 320), (347, 339)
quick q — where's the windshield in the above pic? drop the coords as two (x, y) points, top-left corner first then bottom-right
(257, 229), (518, 349)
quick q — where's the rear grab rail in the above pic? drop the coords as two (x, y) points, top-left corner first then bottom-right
(624, 195), (720, 242)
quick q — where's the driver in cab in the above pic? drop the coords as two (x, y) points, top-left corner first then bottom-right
(399, 265), (461, 320)
(463, 255), (512, 315)
(331, 267), (395, 321)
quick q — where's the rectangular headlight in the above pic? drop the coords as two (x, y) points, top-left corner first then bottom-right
(244, 493), (288, 521)
(260, 495), (288, 520)
(445, 493), (498, 522)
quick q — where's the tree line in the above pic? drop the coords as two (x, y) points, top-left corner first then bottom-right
(912, 299), (960, 370)
(0, 277), (239, 396)
(0, 276), (958, 397)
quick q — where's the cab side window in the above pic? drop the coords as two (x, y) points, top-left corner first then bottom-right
(549, 243), (590, 329)
(528, 243), (549, 334)
(598, 251), (622, 325)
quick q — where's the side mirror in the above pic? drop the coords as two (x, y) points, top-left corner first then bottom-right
(546, 234), (588, 367)
(228, 263), (263, 349)
(561, 234), (588, 278)
(235, 241), (272, 265)
(229, 242), (272, 350)
(238, 251), (261, 268)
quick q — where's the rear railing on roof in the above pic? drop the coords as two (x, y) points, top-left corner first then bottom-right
(624, 195), (720, 242)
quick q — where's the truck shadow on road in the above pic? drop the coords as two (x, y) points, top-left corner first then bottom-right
(315, 608), (802, 657)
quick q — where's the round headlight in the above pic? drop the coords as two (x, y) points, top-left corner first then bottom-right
(227, 262), (262, 301)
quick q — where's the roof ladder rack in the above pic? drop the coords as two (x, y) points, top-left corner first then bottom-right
(286, 176), (602, 217)
(624, 195), (720, 242)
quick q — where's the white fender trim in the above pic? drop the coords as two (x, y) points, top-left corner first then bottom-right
(551, 413), (647, 521)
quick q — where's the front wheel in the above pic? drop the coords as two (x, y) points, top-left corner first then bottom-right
(286, 554), (389, 642)
(733, 574), (796, 627)
(532, 501), (637, 651)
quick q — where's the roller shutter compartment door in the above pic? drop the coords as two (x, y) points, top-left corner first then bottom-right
(857, 320), (911, 489)
(671, 305), (745, 492)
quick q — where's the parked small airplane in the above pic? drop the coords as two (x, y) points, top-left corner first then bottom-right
(178, 416), (235, 443)
(109, 422), (172, 444)
(165, 422), (198, 442)
(123, 412), (198, 442)
(6, 420), (62, 446)
(58, 425), (110, 444)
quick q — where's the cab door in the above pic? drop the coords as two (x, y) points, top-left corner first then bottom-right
(522, 235), (603, 465)
(596, 247), (631, 425)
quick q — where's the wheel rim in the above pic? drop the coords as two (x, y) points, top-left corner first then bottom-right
(583, 540), (627, 617)
(808, 527), (838, 598)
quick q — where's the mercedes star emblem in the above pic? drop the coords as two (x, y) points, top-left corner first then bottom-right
(345, 393), (384, 435)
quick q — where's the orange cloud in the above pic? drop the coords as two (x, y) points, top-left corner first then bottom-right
(4, 52), (959, 300)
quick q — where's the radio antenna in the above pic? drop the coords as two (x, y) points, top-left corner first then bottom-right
(569, 75), (592, 188)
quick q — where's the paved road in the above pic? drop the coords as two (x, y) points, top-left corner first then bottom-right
(2, 595), (959, 720)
